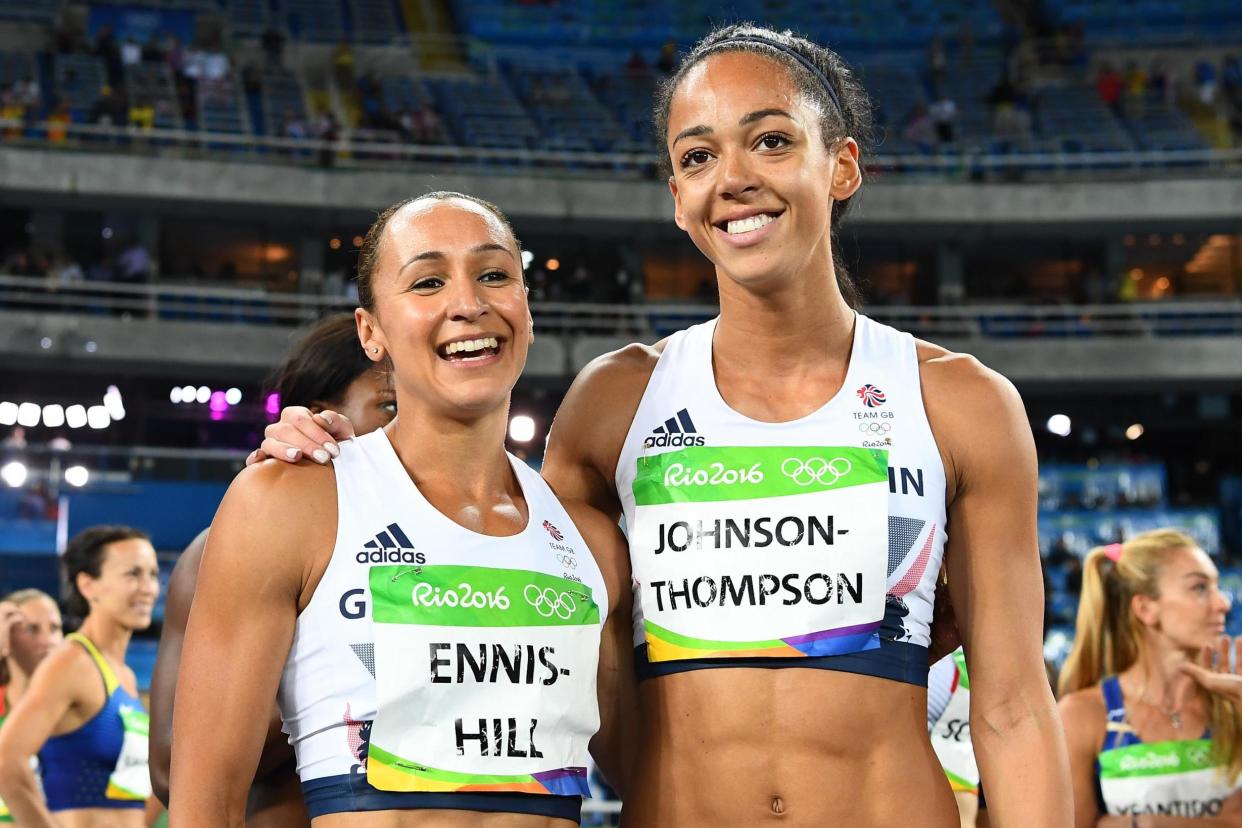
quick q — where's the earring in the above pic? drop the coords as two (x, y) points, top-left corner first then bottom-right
(371, 347), (379, 354)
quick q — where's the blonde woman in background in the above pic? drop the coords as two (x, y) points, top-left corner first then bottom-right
(1059, 529), (1242, 826)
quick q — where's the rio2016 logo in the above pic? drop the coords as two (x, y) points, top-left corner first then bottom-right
(662, 461), (764, 487)
(410, 581), (510, 610)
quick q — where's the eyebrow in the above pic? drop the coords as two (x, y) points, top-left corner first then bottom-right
(672, 108), (797, 147)
(399, 243), (515, 272)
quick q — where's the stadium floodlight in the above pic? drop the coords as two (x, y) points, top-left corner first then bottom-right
(104, 386), (125, 420)
(17, 403), (41, 428)
(181, 385), (196, 401)
(1, 461), (27, 488)
(521, 250), (534, 269)
(65, 405), (88, 429)
(0, 401), (17, 426)
(39, 337), (52, 350)
(87, 405), (110, 430)
(508, 415), (536, 443)
(195, 386), (211, 404)
(1125, 423), (1145, 441)
(225, 387), (242, 405)
(170, 386), (183, 404)
(64, 465), (90, 487)
(42, 405), (65, 428)
(1046, 414), (1072, 437)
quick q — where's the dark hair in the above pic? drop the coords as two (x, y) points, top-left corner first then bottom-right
(62, 525), (149, 618)
(652, 24), (874, 308)
(355, 191), (522, 311)
(265, 313), (377, 410)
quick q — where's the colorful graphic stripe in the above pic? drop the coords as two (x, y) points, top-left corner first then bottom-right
(644, 619), (881, 660)
(367, 744), (589, 796)
(945, 769), (978, 794)
(634, 446), (888, 507)
(105, 781), (147, 801)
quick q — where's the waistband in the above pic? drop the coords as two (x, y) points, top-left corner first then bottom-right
(301, 773), (582, 821)
(635, 639), (929, 686)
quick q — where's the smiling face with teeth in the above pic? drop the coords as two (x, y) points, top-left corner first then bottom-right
(356, 197), (532, 421)
(665, 50), (862, 299)
(76, 537), (161, 631)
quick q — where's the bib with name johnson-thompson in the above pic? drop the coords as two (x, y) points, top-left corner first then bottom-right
(631, 445), (889, 660)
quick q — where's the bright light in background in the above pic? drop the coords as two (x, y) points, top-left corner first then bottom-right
(181, 385), (196, 401)
(545, 258), (560, 271)
(42, 405), (65, 428)
(87, 405), (110, 430)
(225, 387), (242, 405)
(1046, 414), (1072, 437)
(1125, 423), (1145, 441)
(209, 390), (228, 413)
(508, 415), (536, 443)
(195, 386), (211, 404)
(39, 337), (52, 350)
(103, 386), (125, 420)
(210, 409), (225, 421)
(17, 403), (40, 428)
(520, 250), (534, 269)
(64, 465), (89, 487)
(65, 405), (87, 429)
(1, 461), (27, 488)
(266, 392), (281, 416)
(0, 402), (16, 426)
(170, 386), (183, 404)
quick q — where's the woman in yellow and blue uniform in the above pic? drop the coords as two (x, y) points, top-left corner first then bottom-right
(0, 526), (159, 827)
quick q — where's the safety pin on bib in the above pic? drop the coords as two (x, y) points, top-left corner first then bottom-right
(389, 566), (424, 583)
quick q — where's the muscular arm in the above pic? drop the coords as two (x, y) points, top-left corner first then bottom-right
(541, 343), (660, 518)
(0, 645), (93, 828)
(925, 352), (1072, 826)
(148, 527), (209, 806)
(169, 461), (334, 827)
(565, 500), (638, 797)
(1058, 689), (1107, 828)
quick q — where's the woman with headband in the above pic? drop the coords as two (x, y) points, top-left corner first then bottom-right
(1059, 530), (1242, 825)
(256, 24), (1068, 825)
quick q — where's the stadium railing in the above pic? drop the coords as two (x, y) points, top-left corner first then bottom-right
(2, 274), (1240, 340)
(3, 118), (1242, 178)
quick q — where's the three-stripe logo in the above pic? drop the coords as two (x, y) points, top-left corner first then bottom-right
(643, 408), (706, 449)
(356, 522), (426, 564)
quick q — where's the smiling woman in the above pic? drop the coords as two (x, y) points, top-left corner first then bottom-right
(0, 526), (158, 828)
(169, 192), (634, 828)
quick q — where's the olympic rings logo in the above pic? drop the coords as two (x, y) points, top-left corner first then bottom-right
(858, 422), (892, 435)
(524, 584), (577, 619)
(556, 554), (577, 569)
(780, 456), (852, 486)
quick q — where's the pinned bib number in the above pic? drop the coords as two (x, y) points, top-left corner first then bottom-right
(365, 564), (600, 797)
(106, 705), (151, 801)
(631, 446), (890, 661)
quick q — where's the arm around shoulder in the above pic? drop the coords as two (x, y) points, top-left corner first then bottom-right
(542, 343), (660, 518)
(169, 461), (334, 827)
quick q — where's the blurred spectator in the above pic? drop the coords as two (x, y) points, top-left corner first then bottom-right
(13, 76), (39, 111)
(625, 50), (647, 76)
(1223, 55), (1242, 110)
(1194, 58), (1217, 105)
(1123, 60), (1147, 117)
(314, 110), (339, 167)
(412, 105), (446, 144)
(164, 35), (184, 79)
(95, 24), (123, 87)
(5, 249), (48, 277)
(141, 32), (165, 64)
(261, 26), (285, 68)
(901, 102), (936, 151)
(46, 101), (71, 143)
(657, 40), (676, 75)
(0, 88), (23, 138)
(88, 85), (128, 127)
(3, 425), (26, 448)
(129, 100), (154, 130)
(86, 256), (115, 282)
(929, 93), (956, 145)
(281, 108), (307, 140)
(117, 238), (151, 283)
(17, 482), (56, 521)
(52, 255), (84, 284)
(121, 37), (142, 67)
(1095, 63), (1123, 117)
(332, 41), (354, 95)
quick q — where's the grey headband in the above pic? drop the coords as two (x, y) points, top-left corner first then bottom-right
(715, 34), (843, 118)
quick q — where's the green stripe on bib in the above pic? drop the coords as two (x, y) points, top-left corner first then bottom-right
(1098, 740), (1217, 780)
(633, 446), (888, 506)
(370, 565), (600, 628)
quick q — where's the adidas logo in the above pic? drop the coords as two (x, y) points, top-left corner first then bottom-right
(356, 522), (426, 564)
(643, 408), (706, 449)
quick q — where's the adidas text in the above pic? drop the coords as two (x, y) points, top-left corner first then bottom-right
(644, 432), (706, 449)
(356, 549), (426, 564)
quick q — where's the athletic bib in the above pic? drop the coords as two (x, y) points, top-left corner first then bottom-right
(929, 650), (978, 794)
(366, 563), (599, 796)
(1099, 739), (1231, 817)
(107, 704), (151, 801)
(630, 445), (889, 659)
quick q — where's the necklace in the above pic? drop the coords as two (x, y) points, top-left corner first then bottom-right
(1131, 675), (1185, 730)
